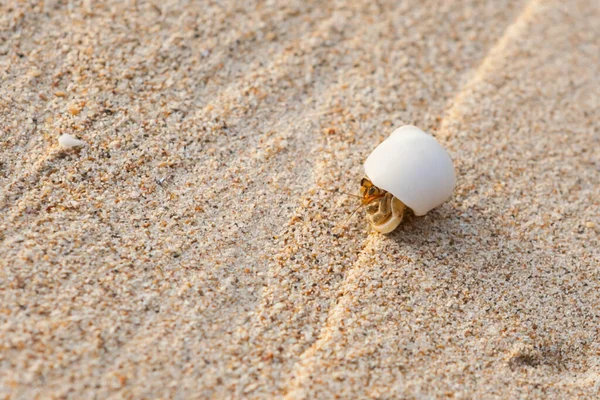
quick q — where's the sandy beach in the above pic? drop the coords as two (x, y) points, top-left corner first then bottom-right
(1, 0), (599, 398)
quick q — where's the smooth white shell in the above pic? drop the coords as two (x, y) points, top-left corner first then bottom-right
(58, 134), (85, 148)
(364, 125), (456, 216)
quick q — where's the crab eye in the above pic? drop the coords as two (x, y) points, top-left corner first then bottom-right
(368, 187), (376, 195)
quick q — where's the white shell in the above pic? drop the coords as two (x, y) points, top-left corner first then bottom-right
(58, 134), (85, 148)
(364, 125), (456, 216)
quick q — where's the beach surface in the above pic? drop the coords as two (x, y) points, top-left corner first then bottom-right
(1, 0), (599, 398)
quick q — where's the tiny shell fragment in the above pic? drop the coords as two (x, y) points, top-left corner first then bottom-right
(58, 134), (85, 148)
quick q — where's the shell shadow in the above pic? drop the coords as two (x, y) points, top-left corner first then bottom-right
(387, 203), (511, 275)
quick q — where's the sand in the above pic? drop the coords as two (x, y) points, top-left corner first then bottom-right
(1, 0), (599, 398)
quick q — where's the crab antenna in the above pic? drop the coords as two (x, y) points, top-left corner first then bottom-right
(333, 202), (365, 233)
(317, 187), (362, 199)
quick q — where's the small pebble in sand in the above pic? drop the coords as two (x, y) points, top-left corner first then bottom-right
(361, 125), (456, 234)
(27, 68), (42, 77)
(58, 134), (86, 148)
(68, 103), (82, 116)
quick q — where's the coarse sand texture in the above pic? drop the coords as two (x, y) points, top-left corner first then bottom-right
(1, 0), (599, 398)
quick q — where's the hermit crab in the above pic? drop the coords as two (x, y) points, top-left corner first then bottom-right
(360, 125), (456, 233)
